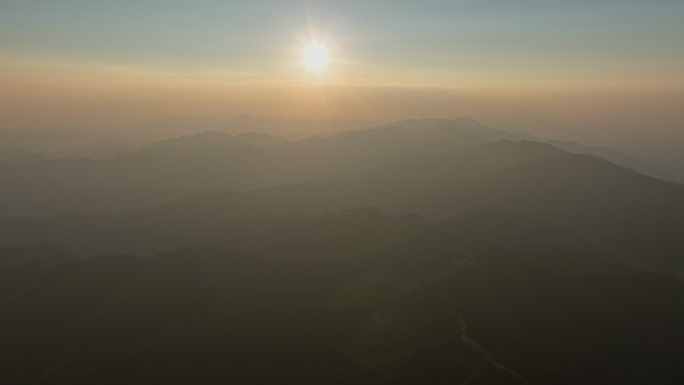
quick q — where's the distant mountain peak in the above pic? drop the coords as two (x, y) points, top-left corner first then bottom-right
(453, 116), (480, 124)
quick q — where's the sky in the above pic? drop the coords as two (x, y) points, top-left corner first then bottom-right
(1, 0), (683, 140)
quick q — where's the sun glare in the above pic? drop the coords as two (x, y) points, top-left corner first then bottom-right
(303, 44), (329, 72)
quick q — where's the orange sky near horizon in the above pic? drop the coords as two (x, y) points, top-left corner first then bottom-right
(2, 57), (683, 144)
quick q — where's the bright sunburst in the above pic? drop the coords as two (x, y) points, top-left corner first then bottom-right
(302, 44), (329, 72)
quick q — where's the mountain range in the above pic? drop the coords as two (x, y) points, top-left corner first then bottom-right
(1, 117), (683, 384)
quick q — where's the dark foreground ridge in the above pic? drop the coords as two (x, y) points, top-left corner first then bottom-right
(1, 216), (683, 384)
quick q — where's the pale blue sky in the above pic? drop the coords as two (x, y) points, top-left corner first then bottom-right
(1, 1), (683, 131)
(2, 0), (683, 84)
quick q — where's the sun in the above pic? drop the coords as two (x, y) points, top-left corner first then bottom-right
(302, 43), (329, 72)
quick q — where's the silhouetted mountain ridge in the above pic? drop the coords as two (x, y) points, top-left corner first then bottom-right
(1, 118), (684, 384)
(0, 238), (681, 384)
